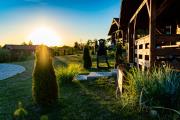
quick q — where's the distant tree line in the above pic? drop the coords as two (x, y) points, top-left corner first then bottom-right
(21, 40), (33, 45)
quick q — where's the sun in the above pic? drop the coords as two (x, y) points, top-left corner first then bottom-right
(27, 26), (62, 46)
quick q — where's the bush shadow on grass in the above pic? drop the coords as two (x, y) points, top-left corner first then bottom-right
(45, 78), (123, 120)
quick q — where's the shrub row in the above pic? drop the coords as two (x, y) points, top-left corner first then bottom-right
(0, 48), (32, 63)
(0, 48), (11, 62)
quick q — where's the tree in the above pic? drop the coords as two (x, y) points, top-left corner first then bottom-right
(87, 39), (92, 46)
(32, 45), (58, 106)
(74, 42), (79, 49)
(28, 40), (33, 45)
(83, 45), (92, 69)
(21, 42), (27, 45)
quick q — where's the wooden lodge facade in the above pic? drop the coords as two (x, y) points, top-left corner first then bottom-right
(119, 0), (180, 70)
(108, 18), (122, 47)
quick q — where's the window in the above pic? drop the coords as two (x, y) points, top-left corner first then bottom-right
(139, 44), (143, 49)
(139, 54), (143, 59)
(145, 55), (149, 60)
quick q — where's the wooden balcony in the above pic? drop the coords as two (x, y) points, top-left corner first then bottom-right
(155, 47), (180, 56)
(156, 34), (180, 45)
(135, 35), (150, 45)
(135, 35), (150, 69)
(134, 34), (180, 69)
(155, 34), (180, 57)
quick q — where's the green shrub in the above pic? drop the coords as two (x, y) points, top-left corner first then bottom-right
(40, 115), (48, 120)
(0, 48), (11, 62)
(32, 45), (58, 106)
(122, 66), (180, 110)
(83, 45), (92, 69)
(56, 64), (81, 84)
(13, 102), (28, 120)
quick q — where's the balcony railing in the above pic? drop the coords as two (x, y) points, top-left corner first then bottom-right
(134, 34), (180, 69)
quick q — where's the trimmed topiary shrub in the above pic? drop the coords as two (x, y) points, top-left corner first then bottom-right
(83, 45), (92, 69)
(13, 102), (28, 120)
(32, 45), (58, 106)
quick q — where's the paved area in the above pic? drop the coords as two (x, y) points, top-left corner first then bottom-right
(75, 69), (118, 81)
(0, 64), (25, 80)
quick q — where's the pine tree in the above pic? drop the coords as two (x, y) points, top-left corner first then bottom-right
(32, 45), (58, 106)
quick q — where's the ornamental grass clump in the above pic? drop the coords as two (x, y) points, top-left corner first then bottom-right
(122, 66), (180, 111)
(32, 45), (58, 106)
(56, 64), (81, 84)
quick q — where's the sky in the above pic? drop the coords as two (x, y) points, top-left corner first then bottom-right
(0, 0), (121, 46)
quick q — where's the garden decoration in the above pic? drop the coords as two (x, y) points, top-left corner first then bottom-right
(96, 39), (110, 69)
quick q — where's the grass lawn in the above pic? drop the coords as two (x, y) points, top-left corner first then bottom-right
(55, 54), (115, 72)
(0, 60), (34, 119)
(0, 54), (139, 120)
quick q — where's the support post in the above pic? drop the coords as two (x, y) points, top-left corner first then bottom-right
(128, 23), (134, 63)
(149, 0), (156, 68)
(133, 17), (137, 65)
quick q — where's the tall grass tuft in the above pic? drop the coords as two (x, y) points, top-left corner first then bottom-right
(122, 66), (180, 111)
(56, 64), (81, 84)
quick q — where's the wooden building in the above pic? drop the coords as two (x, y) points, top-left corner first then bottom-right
(3, 44), (38, 54)
(119, 0), (180, 70)
(108, 18), (122, 46)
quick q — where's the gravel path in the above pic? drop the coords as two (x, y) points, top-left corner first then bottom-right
(0, 64), (25, 80)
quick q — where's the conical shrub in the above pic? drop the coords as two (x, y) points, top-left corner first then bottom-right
(83, 45), (92, 69)
(32, 45), (58, 106)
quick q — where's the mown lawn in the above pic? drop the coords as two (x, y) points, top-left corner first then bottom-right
(55, 54), (115, 72)
(0, 54), (140, 120)
(0, 60), (34, 119)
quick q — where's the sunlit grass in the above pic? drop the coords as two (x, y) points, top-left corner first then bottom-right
(121, 66), (180, 118)
(56, 64), (81, 84)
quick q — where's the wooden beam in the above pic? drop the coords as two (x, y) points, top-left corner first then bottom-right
(133, 17), (137, 63)
(112, 19), (120, 27)
(146, 1), (150, 17)
(130, 0), (147, 23)
(127, 23), (134, 63)
(122, 29), (126, 45)
(133, 17), (137, 41)
(149, 0), (156, 68)
(156, 28), (162, 34)
(156, 0), (175, 17)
